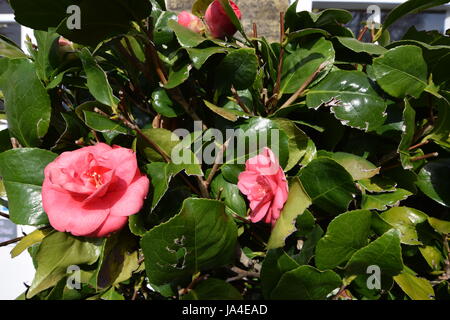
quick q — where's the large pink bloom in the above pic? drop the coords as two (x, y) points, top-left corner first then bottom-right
(237, 147), (289, 226)
(42, 143), (149, 238)
(177, 11), (204, 34)
(205, 0), (241, 39)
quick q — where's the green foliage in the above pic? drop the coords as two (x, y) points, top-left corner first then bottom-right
(1, 0), (450, 300)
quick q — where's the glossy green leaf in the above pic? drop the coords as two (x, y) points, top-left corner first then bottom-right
(268, 178), (312, 249)
(345, 229), (403, 278)
(186, 47), (228, 70)
(79, 48), (119, 110)
(34, 29), (59, 82)
(215, 48), (258, 91)
(181, 278), (242, 300)
(335, 37), (387, 55)
(225, 117), (289, 169)
(151, 88), (185, 118)
(95, 229), (139, 289)
(56, 0), (152, 46)
(83, 111), (129, 135)
(204, 100), (246, 122)
(280, 37), (335, 94)
(428, 217), (450, 234)
(0, 148), (57, 225)
(0, 35), (27, 59)
(307, 70), (387, 131)
(416, 159), (450, 207)
(372, 46), (428, 99)
(260, 249), (299, 299)
(322, 152), (380, 180)
(141, 198), (237, 285)
(10, 228), (52, 258)
(27, 232), (103, 298)
(380, 207), (428, 245)
(211, 173), (247, 217)
(419, 246), (444, 270)
(168, 19), (206, 48)
(299, 158), (358, 215)
(315, 210), (372, 270)
(362, 189), (413, 211)
(271, 266), (341, 300)
(383, 0), (450, 31)
(273, 119), (312, 172)
(165, 62), (192, 89)
(0, 59), (51, 147)
(394, 271), (435, 300)
(398, 99), (416, 169)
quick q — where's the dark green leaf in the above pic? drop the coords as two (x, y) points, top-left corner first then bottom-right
(168, 19), (206, 48)
(335, 37), (387, 55)
(151, 88), (185, 118)
(141, 198), (237, 285)
(299, 158), (358, 215)
(186, 47), (229, 70)
(211, 173), (247, 217)
(379, 207), (427, 245)
(383, 0), (450, 31)
(27, 232), (103, 298)
(215, 48), (258, 91)
(416, 159), (450, 207)
(271, 266), (341, 300)
(0, 148), (57, 225)
(0, 59), (51, 147)
(315, 210), (372, 270)
(345, 229), (403, 278)
(372, 46), (428, 99)
(307, 70), (387, 131)
(260, 249), (299, 299)
(181, 278), (242, 300)
(79, 48), (119, 110)
(280, 37), (335, 94)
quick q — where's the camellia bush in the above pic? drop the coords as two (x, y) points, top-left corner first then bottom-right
(1, 0), (450, 300)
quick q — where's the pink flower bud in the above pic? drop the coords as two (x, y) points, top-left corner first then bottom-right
(177, 11), (204, 34)
(205, 0), (242, 39)
(58, 36), (73, 47)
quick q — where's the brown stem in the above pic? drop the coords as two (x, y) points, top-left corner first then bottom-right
(410, 152), (439, 162)
(205, 138), (230, 188)
(231, 86), (252, 114)
(252, 23), (258, 38)
(226, 266), (260, 283)
(180, 274), (209, 296)
(408, 140), (430, 151)
(270, 12), (286, 106)
(278, 62), (329, 111)
(0, 236), (24, 248)
(357, 26), (368, 41)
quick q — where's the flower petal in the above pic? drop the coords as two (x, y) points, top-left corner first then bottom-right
(108, 173), (150, 217)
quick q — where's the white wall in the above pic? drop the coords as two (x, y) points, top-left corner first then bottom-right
(0, 209), (35, 300)
(0, 122), (35, 300)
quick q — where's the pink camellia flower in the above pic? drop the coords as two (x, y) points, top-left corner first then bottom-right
(237, 147), (289, 226)
(177, 11), (204, 33)
(42, 143), (149, 238)
(205, 0), (242, 39)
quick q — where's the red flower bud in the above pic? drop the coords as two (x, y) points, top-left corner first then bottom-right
(177, 11), (204, 34)
(205, 0), (242, 39)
